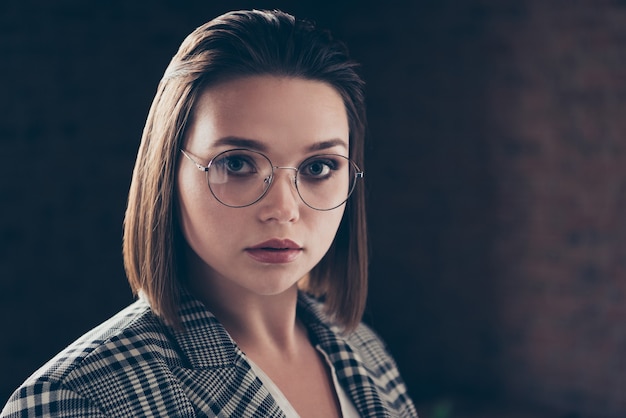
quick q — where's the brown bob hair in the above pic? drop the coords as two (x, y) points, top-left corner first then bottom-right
(123, 9), (368, 331)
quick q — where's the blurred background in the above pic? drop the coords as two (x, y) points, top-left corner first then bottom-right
(2, 0), (625, 417)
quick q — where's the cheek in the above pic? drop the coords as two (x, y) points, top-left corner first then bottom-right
(176, 171), (226, 248)
(177, 196), (244, 266)
(312, 208), (345, 247)
(178, 179), (256, 256)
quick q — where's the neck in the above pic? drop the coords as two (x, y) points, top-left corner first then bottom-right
(187, 263), (304, 357)
(215, 286), (302, 353)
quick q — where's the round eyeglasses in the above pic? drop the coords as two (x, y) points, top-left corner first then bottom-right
(180, 148), (363, 211)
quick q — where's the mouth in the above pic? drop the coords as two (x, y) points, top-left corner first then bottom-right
(247, 239), (302, 251)
(245, 239), (303, 263)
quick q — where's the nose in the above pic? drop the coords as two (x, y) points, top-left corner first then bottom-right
(257, 167), (300, 223)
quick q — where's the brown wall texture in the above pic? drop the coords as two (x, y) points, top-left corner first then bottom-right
(487, 1), (626, 415)
(1, 1), (625, 417)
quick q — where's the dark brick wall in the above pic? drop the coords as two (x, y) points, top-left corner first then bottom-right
(487, 1), (626, 416)
(1, 1), (625, 417)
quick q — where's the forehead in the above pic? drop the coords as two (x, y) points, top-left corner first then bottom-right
(186, 75), (350, 155)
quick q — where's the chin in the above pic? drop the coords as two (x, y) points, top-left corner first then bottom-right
(247, 278), (301, 297)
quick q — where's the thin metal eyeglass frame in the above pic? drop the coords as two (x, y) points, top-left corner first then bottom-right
(180, 148), (364, 211)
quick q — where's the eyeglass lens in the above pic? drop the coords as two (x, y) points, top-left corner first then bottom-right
(206, 149), (358, 210)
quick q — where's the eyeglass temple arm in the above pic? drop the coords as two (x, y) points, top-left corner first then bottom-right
(180, 149), (209, 172)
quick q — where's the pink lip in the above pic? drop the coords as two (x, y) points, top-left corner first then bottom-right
(245, 239), (303, 264)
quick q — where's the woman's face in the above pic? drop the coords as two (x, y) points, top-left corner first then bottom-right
(177, 75), (349, 300)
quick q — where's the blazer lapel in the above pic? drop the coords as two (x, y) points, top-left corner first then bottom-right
(169, 294), (285, 417)
(298, 293), (392, 418)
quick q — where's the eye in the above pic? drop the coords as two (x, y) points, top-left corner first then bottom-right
(213, 153), (257, 176)
(300, 157), (339, 180)
(226, 156), (247, 172)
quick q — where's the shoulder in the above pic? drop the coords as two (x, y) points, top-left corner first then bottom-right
(347, 321), (394, 365)
(343, 319), (405, 388)
(30, 298), (178, 384)
(1, 298), (190, 417)
(347, 322), (418, 417)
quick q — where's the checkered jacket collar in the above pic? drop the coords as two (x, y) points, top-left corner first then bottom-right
(169, 291), (392, 417)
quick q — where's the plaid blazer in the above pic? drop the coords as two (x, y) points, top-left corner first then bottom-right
(2, 292), (417, 417)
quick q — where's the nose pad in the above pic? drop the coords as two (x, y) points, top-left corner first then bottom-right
(261, 168), (301, 212)
(264, 170), (297, 189)
(270, 167), (298, 187)
(273, 169), (299, 195)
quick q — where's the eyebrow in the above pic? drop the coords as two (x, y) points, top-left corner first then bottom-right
(211, 136), (348, 153)
(212, 136), (269, 152)
(306, 138), (348, 152)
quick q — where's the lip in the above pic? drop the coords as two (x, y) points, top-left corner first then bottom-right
(245, 239), (303, 264)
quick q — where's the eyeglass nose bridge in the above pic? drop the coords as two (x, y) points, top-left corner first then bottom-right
(265, 165), (300, 186)
(261, 165), (303, 209)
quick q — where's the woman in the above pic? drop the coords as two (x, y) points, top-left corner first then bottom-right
(2, 9), (417, 417)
